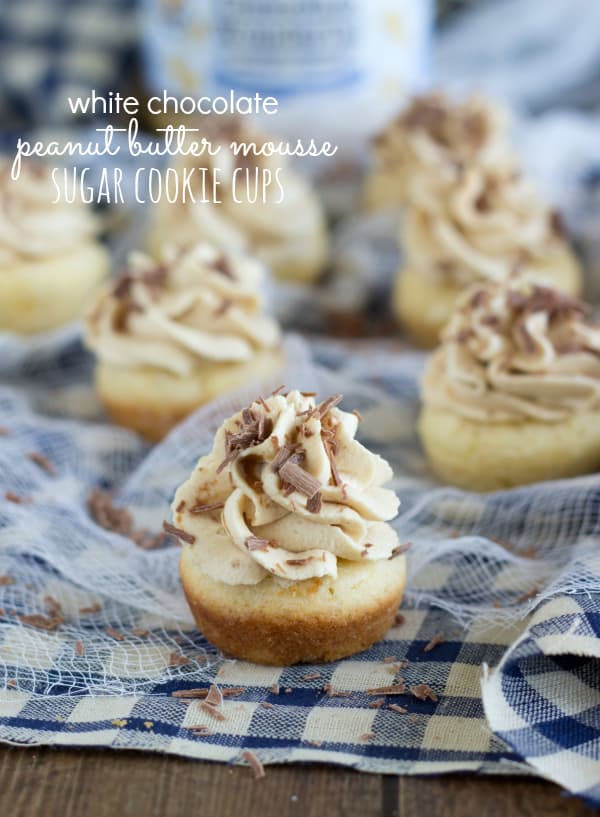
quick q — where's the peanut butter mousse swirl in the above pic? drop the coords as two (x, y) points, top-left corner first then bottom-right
(171, 390), (402, 585)
(0, 159), (99, 266)
(423, 281), (600, 422)
(405, 164), (566, 287)
(85, 243), (280, 375)
(372, 93), (517, 205)
(162, 122), (324, 258)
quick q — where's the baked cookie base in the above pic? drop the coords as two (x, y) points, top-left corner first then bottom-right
(394, 250), (583, 349)
(0, 242), (109, 334)
(419, 405), (600, 491)
(96, 349), (285, 442)
(180, 546), (407, 665)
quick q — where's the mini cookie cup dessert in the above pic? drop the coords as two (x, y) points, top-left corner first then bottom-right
(419, 279), (600, 491)
(0, 159), (109, 334)
(149, 122), (329, 284)
(395, 164), (581, 348)
(85, 242), (283, 441)
(365, 93), (517, 212)
(170, 389), (407, 665)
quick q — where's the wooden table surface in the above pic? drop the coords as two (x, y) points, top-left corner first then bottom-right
(0, 746), (597, 817)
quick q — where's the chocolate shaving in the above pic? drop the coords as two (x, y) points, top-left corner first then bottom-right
(4, 491), (32, 504)
(214, 297), (233, 317)
(75, 640), (85, 657)
(270, 444), (300, 473)
(200, 701), (226, 721)
(79, 602), (102, 615)
(245, 536), (274, 552)
(314, 394), (343, 420)
(242, 750), (266, 780)
(171, 689), (209, 699)
(301, 671), (321, 681)
(306, 491), (322, 514)
(367, 682), (406, 695)
(278, 460), (321, 498)
(0, 575), (15, 586)
(28, 451), (56, 475)
(217, 406), (273, 473)
(162, 521), (195, 545)
(549, 209), (565, 239)
(88, 488), (134, 536)
(105, 626), (125, 642)
(323, 685), (352, 698)
(189, 500), (224, 515)
(169, 651), (191, 666)
(212, 255), (236, 280)
(19, 613), (63, 631)
(285, 557), (313, 567)
(388, 704), (407, 715)
(390, 542), (411, 559)
(205, 684), (223, 707)
(188, 725), (212, 735)
(368, 698), (386, 709)
(423, 633), (445, 653)
(132, 628), (150, 638)
(270, 385), (285, 396)
(410, 684), (438, 702)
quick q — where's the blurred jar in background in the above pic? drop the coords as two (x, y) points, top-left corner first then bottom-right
(141, 0), (432, 171)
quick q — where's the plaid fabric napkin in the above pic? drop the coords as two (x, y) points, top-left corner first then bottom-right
(0, 333), (599, 805)
(483, 593), (600, 805)
(0, 0), (136, 129)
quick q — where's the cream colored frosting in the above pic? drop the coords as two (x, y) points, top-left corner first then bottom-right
(0, 159), (100, 266)
(171, 390), (401, 585)
(85, 242), (280, 374)
(404, 165), (567, 287)
(423, 279), (600, 422)
(153, 123), (327, 271)
(372, 93), (517, 206)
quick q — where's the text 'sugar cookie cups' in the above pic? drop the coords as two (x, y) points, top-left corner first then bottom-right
(170, 389), (407, 665)
(85, 242), (283, 441)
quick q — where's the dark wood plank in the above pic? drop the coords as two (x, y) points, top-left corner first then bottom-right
(0, 747), (597, 817)
(395, 775), (598, 817)
(0, 747), (381, 817)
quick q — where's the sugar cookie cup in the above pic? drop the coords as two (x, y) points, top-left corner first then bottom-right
(180, 545), (406, 665)
(85, 242), (283, 441)
(418, 279), (600, 491)
(419, 405), (600, 492)
(0, 243), (110, 335)
(96, 350), (284, 442)
(395, 248), (582, 349)
(170, 389), (407, 665)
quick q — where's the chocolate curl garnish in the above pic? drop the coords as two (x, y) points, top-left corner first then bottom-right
(162, 521), (195, 544)
(217, 406), (274, 474)
(389, 542), (411, 560)
(278, 460), (321, 499)
(245, 536), (275, 552)
(188, 500), (225, 515)
(212, 255), (236, 280)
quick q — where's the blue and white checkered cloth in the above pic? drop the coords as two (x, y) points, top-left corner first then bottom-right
(0, 0), (136, 130)
(0, 332), (599, 804)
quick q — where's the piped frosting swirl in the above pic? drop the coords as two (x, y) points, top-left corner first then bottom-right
(371, 93), (517, 206)
(404, 164), (567, 287)
(154, 121), (327, 273)
(171, 390), (402, 585)
(422, 279), (600, 422)
(85, 242), (280, 374)
(0, 159), (100, 266)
